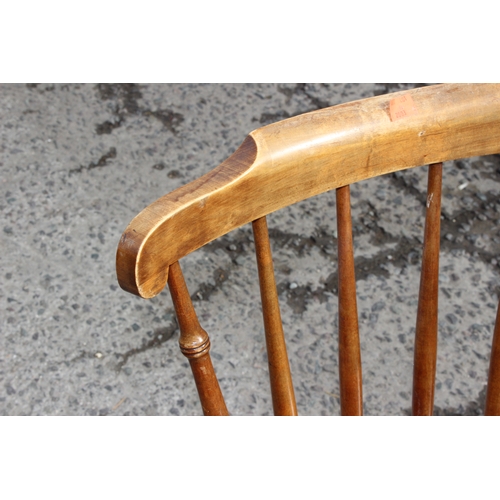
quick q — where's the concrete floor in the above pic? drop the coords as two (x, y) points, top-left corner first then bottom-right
(1, 83), (499, 415)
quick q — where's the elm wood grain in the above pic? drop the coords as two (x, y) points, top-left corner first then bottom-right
(485, 302), (500, 416)
(412, 163), (443, 416)
(117, 84), (500, 299)
(167, 261), (229, 416)
(336, 185), (363, 416)
(252, 216), (298, 416)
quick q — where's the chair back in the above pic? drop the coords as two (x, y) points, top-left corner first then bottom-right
(117, 83), (500, 415)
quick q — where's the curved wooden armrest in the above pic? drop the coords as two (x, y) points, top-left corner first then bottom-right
(117, 83), (500, 298)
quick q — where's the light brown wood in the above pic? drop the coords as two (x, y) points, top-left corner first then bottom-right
(412, 163), (443, 416)
(485, 301), (500, 415)
(117, 83), (500, 416)
(167, 261), (229, 416)
(117, 84), (500, 299)
(252, 216), (298, 416)
(336, 185), (363, 416)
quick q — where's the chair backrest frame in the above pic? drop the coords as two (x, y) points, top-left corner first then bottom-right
(116, 83), (500, 416)
(117, 83), (500, 300)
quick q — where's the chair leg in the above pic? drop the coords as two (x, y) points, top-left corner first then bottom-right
(168, 261), (229, 416)
(336, 185), (363, 416)
(252, 216), (298, 416)
(412, 163), (442, 416)
(485, 301), (500, 415)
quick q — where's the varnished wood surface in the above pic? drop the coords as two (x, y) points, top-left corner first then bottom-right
(252, 217), (298, 416)
(485, 302), (500, 415)
(336, 185), (363, 416)
(412, 163), (443, 416)
(117, 84), (500, 298)
(167, 261), (229, 416)
(116, 84), (500, 416)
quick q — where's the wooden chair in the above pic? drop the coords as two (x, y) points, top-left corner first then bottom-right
(116, 83), (500, 416)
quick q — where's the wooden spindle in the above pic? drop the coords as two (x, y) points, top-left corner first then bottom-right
(252, 216), (298, 416)
(168, 261), (229, 416)
(336, 185), (363, 416)
(412, 162), (443, 416)
(485, 301), (500, 415)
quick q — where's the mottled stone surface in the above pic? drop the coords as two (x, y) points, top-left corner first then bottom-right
(1, 83), (499, 415)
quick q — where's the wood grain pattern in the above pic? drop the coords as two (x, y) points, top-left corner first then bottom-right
(412, 163), (443, 416)
(336, 185), (363, 416)
(167, 261), (229, 416)
(117, 84), (500, 299)
(485, 302), (500, 415)
(252, 216), (298, 416)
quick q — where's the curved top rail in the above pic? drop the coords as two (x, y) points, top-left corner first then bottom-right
(117, 83), (500, 298)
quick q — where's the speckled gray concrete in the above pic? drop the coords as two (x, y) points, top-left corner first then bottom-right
(1, 83), (500, 416)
